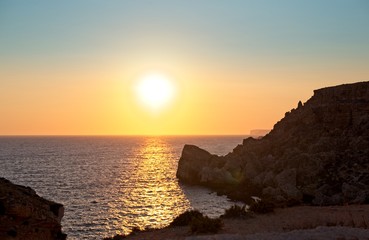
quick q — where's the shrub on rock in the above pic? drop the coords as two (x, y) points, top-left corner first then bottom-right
(249, 200), (274, 214)
(221, 205), (251, 218)
(170, 210), (203, 226)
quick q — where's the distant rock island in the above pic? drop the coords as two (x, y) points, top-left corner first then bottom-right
(250, 129), (271, 137)
(177, 81), (369, 206)
(0, 178), (66, 240)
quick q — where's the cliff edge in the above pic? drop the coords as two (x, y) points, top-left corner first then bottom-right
(0, 178), (66, 240)
(177, 81), (369, 206)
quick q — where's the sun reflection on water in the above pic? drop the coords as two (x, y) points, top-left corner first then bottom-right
(109, 137), (190, 235)
(0, 136), (246, 239)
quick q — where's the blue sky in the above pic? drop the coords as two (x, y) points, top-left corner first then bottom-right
(2, 0), (369, 68)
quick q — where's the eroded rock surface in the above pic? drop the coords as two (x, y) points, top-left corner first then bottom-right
(177, 81), (369, 205)
(0, 178), (66, 240)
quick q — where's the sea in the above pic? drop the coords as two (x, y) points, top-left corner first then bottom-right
(0, 136), (246, 239)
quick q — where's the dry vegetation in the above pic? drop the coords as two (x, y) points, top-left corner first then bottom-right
(106, 204), (369, 240)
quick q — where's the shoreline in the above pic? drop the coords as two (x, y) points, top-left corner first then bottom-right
(121, 204), (369, 240)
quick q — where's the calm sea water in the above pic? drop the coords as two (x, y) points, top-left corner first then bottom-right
(0, 136), (246, 239)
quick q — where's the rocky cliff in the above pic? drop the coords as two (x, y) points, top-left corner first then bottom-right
(177, 81), (369, 206)
(0, 178), (66, 240)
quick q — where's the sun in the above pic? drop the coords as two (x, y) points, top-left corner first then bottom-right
(135, 73), (176, 111)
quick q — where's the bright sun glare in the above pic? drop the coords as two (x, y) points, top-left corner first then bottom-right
(135, 73), (175, 111)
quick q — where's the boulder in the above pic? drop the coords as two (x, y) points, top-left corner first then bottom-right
(0, 178), (66, 240)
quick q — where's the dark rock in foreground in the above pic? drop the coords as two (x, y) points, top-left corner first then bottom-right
(177, 81), (369, 206)
(0, 178), (66, 240)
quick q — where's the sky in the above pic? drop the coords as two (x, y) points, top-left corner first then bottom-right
(1, 0), (369, 135)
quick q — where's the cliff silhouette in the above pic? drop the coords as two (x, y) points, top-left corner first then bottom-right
(0, 178), (66, 240)
(177, 81), (369, 206)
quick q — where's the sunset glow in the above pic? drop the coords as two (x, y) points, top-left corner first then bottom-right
(135, 73), (175, 112)
(0, 1), (369, 135)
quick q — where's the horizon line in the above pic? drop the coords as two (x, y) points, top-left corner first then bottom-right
(0, 134), (255, 137)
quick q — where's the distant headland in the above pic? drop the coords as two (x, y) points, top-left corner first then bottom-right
(250, 129), (271, 137)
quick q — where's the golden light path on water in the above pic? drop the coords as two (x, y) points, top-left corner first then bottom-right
(109, 137), (191, 235)
(0, 136), (245, 239)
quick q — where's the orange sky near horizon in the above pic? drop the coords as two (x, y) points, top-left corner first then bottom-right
(1, 1), (369, 136)
(1, 63), (366, 136)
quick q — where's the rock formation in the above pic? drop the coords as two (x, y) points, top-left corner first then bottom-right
(177, 81), (369, 206)
(0, 178), (66, 240)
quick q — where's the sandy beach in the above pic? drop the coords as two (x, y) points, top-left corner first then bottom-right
(124, 205), (369, 240)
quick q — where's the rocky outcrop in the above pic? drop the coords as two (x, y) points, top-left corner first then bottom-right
(0, 178), (66, 240)
(177, 81), (369, 206)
